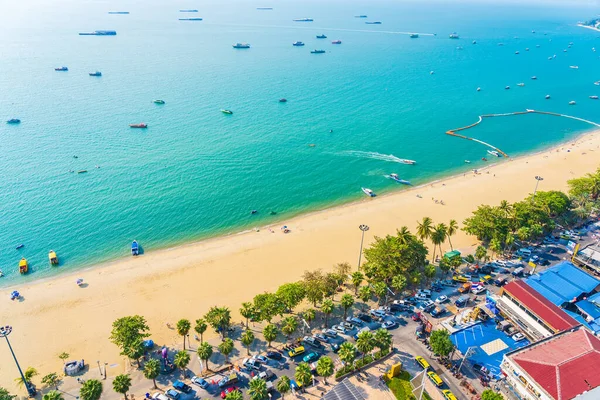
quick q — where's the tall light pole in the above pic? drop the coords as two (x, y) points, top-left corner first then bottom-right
(0, 325), (37, 397)
(532, 176), (544, 201)
(357, 224), (370, 269)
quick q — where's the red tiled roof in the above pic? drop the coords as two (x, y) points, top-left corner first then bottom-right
(502, 280), (579, 332)
(510, 329), (600, 400)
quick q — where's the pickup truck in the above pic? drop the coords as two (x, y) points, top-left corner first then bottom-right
(218, 372), (239, 388)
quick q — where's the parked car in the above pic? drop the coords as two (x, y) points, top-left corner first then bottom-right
(172, 381), (192, 393)
(152, 393), (169, 400)
(390, 303), (410, 312)
(347, 317), (363, 327)
(253, 355), (268, 364)
(369, 309), (387, 318)
(329, 342), (341, 353)
(435, 295), (448, 304)
(243, 358), (261, 371)
(415, 293), (429, 300)
(302, 336), (322, 348)
(342, 321), (356, 330)
(382, 320), (397, 329)
(266, 351), (282, 360)
(288, 346), (305, 357)
(430, 306), (446, 317)
(417, 289), (432, 298)
(256, 370), (275, 381)
(415, 356), (430, 370)
(512, 332), (526, 341)
(303, 352), (320, 363)
(218, 372), (239, 388)
(314, 333), (329, 343)
(354, 326), (371, 340)
(324, 329), (338, 338)
(421, 300), (435, 311)
(357, 314), (373, 323)
(191, 376), (209, 389)
(427, 371), (443, 387)
(455, 296), (469, 307)
(494, 277), (508, 287)
(165, 389), (180, 400)
(472, 286), (486, 295)
(332, 324), (347, 334)
(442, 390), (458, 400)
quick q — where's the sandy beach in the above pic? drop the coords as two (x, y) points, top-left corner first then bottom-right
(1, 131), (600, 390)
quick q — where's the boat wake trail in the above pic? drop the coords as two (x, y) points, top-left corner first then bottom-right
(341, 151), (414, 164)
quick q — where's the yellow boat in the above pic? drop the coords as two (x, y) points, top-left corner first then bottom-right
(49, 250), (59, 265)
(19, 258), (28, 274)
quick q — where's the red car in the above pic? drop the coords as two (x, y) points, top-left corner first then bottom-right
(221, 387), (239, 399)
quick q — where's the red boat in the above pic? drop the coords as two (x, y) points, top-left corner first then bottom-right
(129, 123), (148, 128)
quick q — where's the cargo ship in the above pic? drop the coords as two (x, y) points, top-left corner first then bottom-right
(79, 30), (117, 35)
(129, 123), (148, 128)
(179, 18), (203, 21)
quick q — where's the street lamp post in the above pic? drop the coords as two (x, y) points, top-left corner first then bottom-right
(357, 224), (370, 269)
(532, 176), (544, 201)
(0, 325), (37, 397)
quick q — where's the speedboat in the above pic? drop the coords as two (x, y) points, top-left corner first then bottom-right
(361, 188), (376, 197)
(570, 65), (579, 69)
(19, 258), (28, 274)
(355, 15), (367, 18)
(178, 18), (203, 21)
(316, 34), (327, 39)
(399, 159), (416, 165)
(232, 43), (250, 49)
(7, 119), (21, 124)
(131, 240), (139, 256)
(89, 71), (102, 77)
(487, 150), (500, 157)
(410, 34), (419, 38)
(129, 123), (148, 128)
(293, 18), (313, 22)
(595, 81), (600, 86)
(279, 98), (287, 103)
(331, 40), (342, 44)
(311, 49), (325, 54)
(505, 86), (510, 90)
(49, 250), (58, 265)
(476, 87), (481, 91)
(221, 109), (233, 114)
(517, 83), (525, 87)
(531, 76), (537, 80)
(515, 51), (519, 54)
(590, 96), (599, 100)
(292, 41), (305, 46)
(464, 160), (471, 163)
(365, 21), (382, 25)
(389, 173), (410, 185)
(545, 95), (551, 99)
(569, 100), (576, 105)
(472, 40), (476, 44)
(153, 99), (165, 104)
(55, 66), (68, 71)
(449, 32), (459, 39)
(15, 244), (24, 249)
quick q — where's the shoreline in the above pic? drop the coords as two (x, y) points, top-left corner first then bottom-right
(1, 121), (596, 291)
(577, 23), (600, 33)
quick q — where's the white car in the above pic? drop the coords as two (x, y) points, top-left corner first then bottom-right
(324, 329), (338, 338)
(370, 309), (387, 318)
(472, 286), (486, 295)
(332, 324), (346, 334)
(435, 295), (448, 304)
(421, 300), (435, 310)
(417, 289), (432, 297)
(512, 332), (526, 341)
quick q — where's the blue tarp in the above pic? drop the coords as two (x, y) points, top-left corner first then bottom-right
(564, 309), (600, 334)
(525, 261), (600, 306)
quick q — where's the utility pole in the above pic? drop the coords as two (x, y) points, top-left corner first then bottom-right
(0, 325), (37, 397)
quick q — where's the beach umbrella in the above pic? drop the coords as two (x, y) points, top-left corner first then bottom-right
(76, 278), (84, 286)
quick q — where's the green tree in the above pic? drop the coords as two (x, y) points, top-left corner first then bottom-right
(447, 219), (458, 250)
(475, 245), (487, 263)
(340, 293), (355, 319)
(14, 367), (37, 389)
(276, 282), (306, 312)
(481, 390), (504, 400)
(358, 286), (372, 310)
(143, 359), (161, 389)
(356, 331), (375, 365)
(568, 168), (600, 201)
(294, 362), (313, 387)
(391, 275), (407, 295)
(321, 299), (335, 327)
(316, 356), (334, 384)
(429, 329), (454, 358)
(303, 270), (325, 306)
(424, 264), (437, 283)
(225, 390), (243, 400)
(241, 329), (255, 356)
(263, 324), (278, 347)
(197, 341), (213, 371)
(248, 378), (268, 400)
(276, 376), (291, 398)
(351, 271), (364, 295)
(176, 319), (191, 350)
(109, 315), (150, 357)
(79, 379), (103, 400)
(281, 316), (298, 341)
(303, 309), (315, 330)
(43, 391), (63, 400)
(253, 292), (285, 323)
(431, 223), (448, 261)
(240, 302), (255, 329)
(174, 350), (191, 375)
(489, 237), (503, 258)
(374, 328), (392, 353)
(416, 217), (434, 241)
(41, 373), (60, 390)
(218, 338), (234, 363)
(373, 281), (388, 304)
(112, 374), (131, 400)
(122, 337), (145, 366)
(204, 306), (232, 339)
(439, 256), (452, 276)
(0, 387), (16, 400)
(194, 318), (208, 343)
(338, 342), (357, 366)
(58, 352), (69, 365)
(396, 226), (412, 244)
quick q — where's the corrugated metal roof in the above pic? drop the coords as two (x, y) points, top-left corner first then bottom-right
(323, 379), (367, 400)
(525, 261), (600, 306)
(576, 300), (600, 320)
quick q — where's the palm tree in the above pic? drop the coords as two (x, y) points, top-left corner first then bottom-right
(248, 378), (268, 400)
(358, 286), (372, 311)
(340, 294), (354, 320)
(143, 359), (160, 389)
(194, 318), (208, 343)
(391, 275), (407, 295)
(416, 217), (433, 241)
(338, 342), (357, 366)
(321, 299), (334, 328)
(499, 200), (512, 216)
(281, 316), (298, 341)
(294, 362), (313, 387)
(373, 281), (387, 304)
(396, 226), (412, 245)
(356, 331), (375, 366)
(447, 220), (458, 250)
(316, 356), (334, 384)
(41, 373), (60, 390)
(374, 328), (392, 353)
(241, 329), (255, 356)
(225, 390), (243, 400)
(218, 338), (234, 364)
(263, 324), (278, 347)
(240, 302), (255, 329)
(174, 350), (191, 377)
(80, 379), (103, 400)
(176, 319), (191, 350)
(14, 367), (37, 389)
(490, 237), (502, 259)
(475, 245), (487, 263)
(351, 271), (364, 296)
(112, 374), (131, 400)
(431, 223), (448, 261)
(303, 309), (315, 330)
(197, 342), (213, 371)
(43, 391), (63, 400)
(276, 376), (291, 398)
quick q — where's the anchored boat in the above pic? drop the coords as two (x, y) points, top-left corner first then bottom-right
(55, 66), (68, 71)
(19, 258), (28, 274)
(293, 18), (313, 22)
(153, 99), (165, 104)
(293, 41), (305, 46)
(7, 119), (21, 124)
(89, 71), (102, 77)
(311, 49), (326, 54)
(362, 188), (376, 197)
(131, 240), (139, 256)
(129, 123), (148, 128)
(49, 250), (59, 265)
(389, 173), (411, 185)
(233, 43), (250, 49)
(487, 150), (501, 157)
(316, 34), (327, 39)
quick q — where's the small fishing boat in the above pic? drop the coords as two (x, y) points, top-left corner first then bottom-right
(365, 21), (382, 25)
(292, 41), (305, 46)
(487, 150), (501, 157)
(19, 258), (28, 274)
(15, 244), (24, 250)
(49, 250), (58, 265)
(361, 188), (376, 197)
(590, 96), (599, 100)
(505, 86), (510, 90)
(569, 100), (576, 105)
(55, 66), (68, 71)
(399, 159), (417, 165)
(355, 15), (367, 18)
(279, 98), (287, 103)
(232, 43), (250, 49)
(389, 173), (410, 185)
(570, 65), (579, 69)
(481, 157), (488, 161)
(331, 40), (342, 44)
(129, 123), (148, 128)
(515, 51), (519, 54)
(293, 18), (313, 22)
(410, 34), (419, 38)
(89, 71), (102, 77)
(545, 95), (551, 99)
(316, 34), (327, 39)
(595, 82), (600, 86)
(531, 76), (537, 80)
(221, 109), (233, 114)
(7, 119), (21, 124)
(108, 11), (129, 14)
(179, 9), (198, 12)
(517, 83), (525, 87)
(449, 32), (459, 39)
(256, 7), (273, 10)
(311, 49), (325, 54)
(153, 99), (165, 104)
(77, 170), (88, 174)
(464, 160), (471, 163)
(178, 18), (203, 21)
(131, 240), (139, 256)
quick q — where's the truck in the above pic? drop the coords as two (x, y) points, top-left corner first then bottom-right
(218, 372), (239, 388)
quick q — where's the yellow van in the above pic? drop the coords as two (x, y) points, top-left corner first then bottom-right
(442, 390), (457, 400)
(427, 371), (443, 387)
(415, 356), (430, 370)
(288, 346), (305, 357)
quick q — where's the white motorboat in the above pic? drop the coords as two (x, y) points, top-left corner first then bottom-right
(399, 159), (416, 165)
(389, 174), (411, 185)
(487, 150), (501, 157)
(569, 100), (576, 105)
(570, 65), (579, 69)
(590, 96), (599, 100)
(361, 187), (376, 197)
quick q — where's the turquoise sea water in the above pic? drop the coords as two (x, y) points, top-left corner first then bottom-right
(1, 0), (599, 285)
